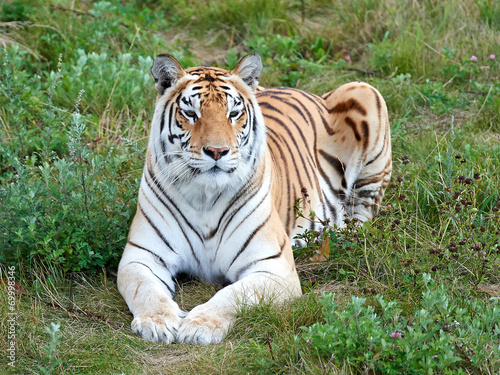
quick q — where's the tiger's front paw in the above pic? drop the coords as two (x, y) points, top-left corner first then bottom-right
(131, 310), (185, 343)
(177, 305), (234, 344)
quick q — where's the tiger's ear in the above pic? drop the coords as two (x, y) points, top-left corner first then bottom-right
(151, 54), (185, 94)
(231, 53), (262, 90)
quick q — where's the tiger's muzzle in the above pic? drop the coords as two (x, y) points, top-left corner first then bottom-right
(203, 146), (230, 161)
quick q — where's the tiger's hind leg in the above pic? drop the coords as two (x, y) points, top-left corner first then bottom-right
(321, 82), (392, 222)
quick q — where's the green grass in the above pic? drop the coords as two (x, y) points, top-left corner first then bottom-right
(1, 0), (499, 373)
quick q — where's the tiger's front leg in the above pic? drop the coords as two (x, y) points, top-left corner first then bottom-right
(177, 238), (301, 344)
(117, 243), (185, 343)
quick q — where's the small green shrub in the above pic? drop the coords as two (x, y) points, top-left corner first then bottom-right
(0, 0), (33, 22)
(55, 49), (155, 114)
(246, 34), (330, 87)
(300, 274), (500, 374)
(37, 322), (62, 375)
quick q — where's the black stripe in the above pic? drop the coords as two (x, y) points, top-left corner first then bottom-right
(127, 261), (174, 295)
(371, 87), (383, 148)
(138, 203), (178, 255)
(356, 190), (375, 198)
(257, 252), (282, 262)
(318, 149), (346, 180)
(279, 236), (288, 253)
(220, 183), (270, 250)
(266, 87), (332, 129)
(354, 176), (382, 189)
(361, 120), (370, 152)
(262, 100), (324, 207)
(144, 173), (202, 267)
(287, 95), (330, 141)
(322, 89), (336, 100)
(365, 128), (387, 166)
(160, 101), (168, 134)
(259, 101), (284, 115)
(239, 103), (254, 148)
(315, 155), (342, 218)
(127, 241), (170, 271)
(323, 195), (338, 224)
(206, 179), (261, 241)
(283, 115), (324, 201)
(345, 116), (361, 141)
(372, 87), (382, 115)
(305, 92), (343, 224)
(264, 115), (310, 189)
(265, 129), (291, 231)
(227, 213), (272, 271)
(210, 193), (223, 208)
(285, 87), (329, 111)
(166, 103), (179, 145)
(233, 251), (282, 281)
(329, 98), (367, 116)
(257, 89), (292, 98)
(291, 184), (298, 231)
(145, 166), (204, 244)
(260, 87), (326, 111)
(318, 149), (347, 189)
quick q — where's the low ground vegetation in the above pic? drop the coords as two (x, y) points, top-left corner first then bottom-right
(1, 0), (499, 373)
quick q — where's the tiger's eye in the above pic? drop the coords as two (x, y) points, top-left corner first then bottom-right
(229, 111), (239, 118)
(184, 110), (196, 118)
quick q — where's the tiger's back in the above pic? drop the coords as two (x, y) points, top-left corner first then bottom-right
(257, 84), (391, 240)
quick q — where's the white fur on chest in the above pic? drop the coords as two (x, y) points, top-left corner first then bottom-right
(145, 176), (270, 282)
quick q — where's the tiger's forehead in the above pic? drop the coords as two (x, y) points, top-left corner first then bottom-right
(185, 66), (231, 78)
(181, 66), (240, 102)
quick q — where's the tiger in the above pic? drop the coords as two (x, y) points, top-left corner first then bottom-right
(117, 53), (392, 344)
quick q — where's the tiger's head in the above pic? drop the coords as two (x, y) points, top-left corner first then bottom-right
(149, 54), (266, 200)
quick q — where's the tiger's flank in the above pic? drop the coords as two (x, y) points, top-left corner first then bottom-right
(117, 53), (391, 344)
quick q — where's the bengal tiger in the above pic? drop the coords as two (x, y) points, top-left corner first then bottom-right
(117, 53), (391, 344)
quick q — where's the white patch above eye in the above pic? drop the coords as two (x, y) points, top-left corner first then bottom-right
(226, 93), (244, 122)
(179, 85), (202, 124)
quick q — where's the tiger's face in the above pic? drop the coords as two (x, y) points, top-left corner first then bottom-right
(149, 54), (265, 198)
(174, 78), (248, 174)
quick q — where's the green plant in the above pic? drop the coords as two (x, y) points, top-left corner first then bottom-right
(0, 0), (33, 22)
(474, 0), (500, 28)
(37, 322), (62, 375)
(300, 274), (500, 374)
(246, 34), (328, 86)
(0, 45), (141, 272)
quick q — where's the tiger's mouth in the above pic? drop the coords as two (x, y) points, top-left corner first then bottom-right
(207, 165), (237, 175)
(208, 166), (222, 174)
(188, 163), (238, 176)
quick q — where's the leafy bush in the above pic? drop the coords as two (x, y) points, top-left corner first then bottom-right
(300, 274), (500, 374)
(0, 45), (141, 272)
(55, 49), (155, 114)
(246, 34), (332, 87)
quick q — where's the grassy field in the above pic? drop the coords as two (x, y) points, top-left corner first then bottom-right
(1, 0), (499, 373)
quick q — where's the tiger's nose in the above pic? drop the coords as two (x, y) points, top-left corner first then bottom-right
(203, 146), (230, 161)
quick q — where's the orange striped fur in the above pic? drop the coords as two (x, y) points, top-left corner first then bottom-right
(117, 54), (391, 344)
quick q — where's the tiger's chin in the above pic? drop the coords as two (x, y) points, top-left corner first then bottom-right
(177, 167), (250, 206)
